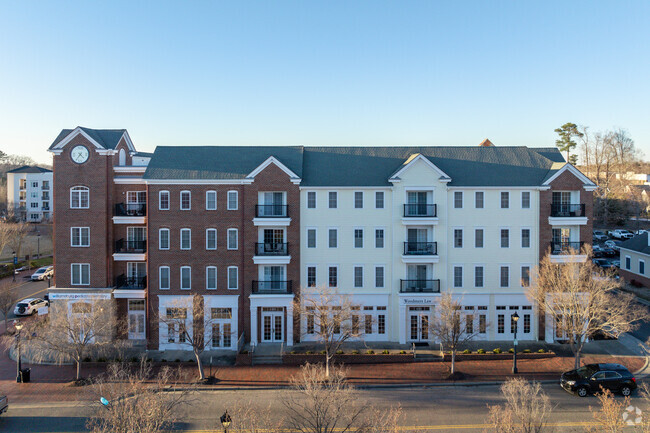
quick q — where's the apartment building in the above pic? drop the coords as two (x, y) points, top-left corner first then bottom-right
(48, 127), (596, 352)
(6, 166), (53, 221)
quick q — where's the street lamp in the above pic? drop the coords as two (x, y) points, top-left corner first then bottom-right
(14, 320), (23, 383)
(220, 410), (232, 433)
(36, 232), (41, 260)
(512, 312), (520, 374)
(12, 251), (16, 282)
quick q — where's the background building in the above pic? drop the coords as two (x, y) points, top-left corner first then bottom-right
(6, 165), (53, 222)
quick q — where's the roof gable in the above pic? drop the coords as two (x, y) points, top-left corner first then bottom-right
(388, 153), (451, 183)
(246, 156), (301, 184)
(48, 127), (133, 152)
(542, 163), (596, 188)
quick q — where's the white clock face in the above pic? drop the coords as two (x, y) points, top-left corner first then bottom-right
(71, 145), (89, 164)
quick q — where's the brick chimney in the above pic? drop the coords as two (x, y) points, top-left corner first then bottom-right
(479, 139), (494, 147)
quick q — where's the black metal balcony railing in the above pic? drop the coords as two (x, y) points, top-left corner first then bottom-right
(550, 241), (584, 254)
(400, 279), (441, 293)
(115, 239), (147, 254)
(255, 242), (289, 256)
(115, 274), (147, 289)
(41, 195), (50, 201)
(550, 204), (586, 217)
(255, 204), (289, 218)
(42, 206), (50, 211)
(115, 203), (147, 217)
(403, 203), (437, 218)
(403, 241), (438, 255)
(41, 185), (50, 190)
(252, 280), (293, 294)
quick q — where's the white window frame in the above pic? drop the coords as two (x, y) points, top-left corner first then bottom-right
(500, 265), (510, 288)
(500, 227), (510, 248)
(159, 266), (170, 290)
(227, 190), (238, 210)
(625, 255), (631, 270)
(521, 227), (531, 248)
(328, 191), (338, 209)
(159, 228), (170, 250)
(70, 227), (90, 247)
(640, 259), (645, 275)
(474, 265), (484, 288)
(521, 191), (531, 209)
(353, 265), (364, 288)
(307, 191), (317, 209)
(354, 227), (364, 248)
(500, 191), (510, 209)
(375, 265), (385, 288)
(475, 191), (484, 209)
(375, 227), (385, 249)
(206, 228), (217, 250)
(474, 227), (484, 248)
(328, 265), (339, 288)
(206, 266), (217, 290)
(227, 228), (238, 250)
(180, 266), (191, 290)
(206, 190), (217, 210)
(70, 186), (89, 209)
(454, 191), (463, 209)
(453, 265), (463, 288)
(328, 227), (338, 248)
(159, 190), (170, 210)
(180, 190), (191, 210)
(227, 266), (238, 290)
(306, 227), (317, 248)
(453, 228), (463, 248)
(71, 263), (90, 285)
(180, 228), (191, 250)
(354, 191), (364, 209)
(375, 191), (385, 209)
(307, 265), (317, 287)
(521, 265), (531, 288)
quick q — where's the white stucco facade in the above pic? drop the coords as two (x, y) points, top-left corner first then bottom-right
(7, 169), (53, 222)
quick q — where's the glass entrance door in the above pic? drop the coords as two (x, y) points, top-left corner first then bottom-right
(261, 308), (284, 342)
(128, 299), (146, 340)
(408, 307), (430, 342)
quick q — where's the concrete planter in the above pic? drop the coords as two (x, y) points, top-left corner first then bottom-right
(282, 353), (415, 365)
(442, 352), (555, 361)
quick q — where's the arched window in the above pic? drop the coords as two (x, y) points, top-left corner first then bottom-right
(118, 148), (126, 166)
(70, 186), (89, 209)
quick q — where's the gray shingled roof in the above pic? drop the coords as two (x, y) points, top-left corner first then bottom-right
(7, 165), (52, 174)
(49, 127), (127, 150)
(143, 145), (568, 186)
(134, 151), (154, 158)
(620, 233), (650, 255)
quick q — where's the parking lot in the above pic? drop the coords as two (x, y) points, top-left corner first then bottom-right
(0, 273), (49, 330)
(590, 228), (641, 270)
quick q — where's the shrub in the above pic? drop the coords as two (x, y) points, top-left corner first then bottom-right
(290, 350), (297, 355)
(366, 350), (375, 355)
(188, 359), (195, 363)
(492, 348), (502, 354)
(306, 351), (313, 355)
(508, 348), (515, 353)
(240, 350), (248, 355)
(336, 350), (344, 355)
(114, 358), (122, 363)
(523, 349), (531, 353)
(399, 350), (407, 354)
(130, 357), (138, 363)
(83, 357), (91, 362)
(477, 348), (486, 354)
(538, 348), (545, 353)
(97, 357), (107, 362)
(462, 349), (471, 354)
(161, 359), (167, 362)
(175, 359), (181, 363)
(320, 350), (327, 355)
(382, 349), (390, 354)
(351, 350), (359, 355)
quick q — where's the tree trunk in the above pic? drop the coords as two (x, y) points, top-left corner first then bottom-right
(325, 349), (330, 378)
(76, 359), (81, 380)
(451, 351), (456, 375)
(574, 349), (581, 369)
(194, 350), (205, 380)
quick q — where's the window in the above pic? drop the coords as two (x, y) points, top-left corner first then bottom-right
(354, 191), (363, 208)
(159, 228), (170, 250)
(479, 310), (487, 334)
(475, 229), (484, 248)
(378, 308), (386, 334)
(641, 260), (645, 275)
(71, 227), (90, 247)
(626, 256), (631, 270)
(454, 229), (463, 248)
(180, 191), (191, 210)
(180, 229), (191, 250)
(375, 191), (384, 209)
(329, 266), (338, 287)
(70, 186), (89, 209)
(206, 228), (217, 250)
(159, 266), (170, 290)
(71, 263), (90, 285)
(375, 229), (384, 248)
(466, 314), (474, 334)
(206, 191), (217, 210)
(307, 266), (316, 287)
(227, 191), (238, 210)
(454, 266), (463, 287)
(306, 307), (315, 334)
(500, 266), (509, 287)
(521, 266), (530, 287)
(206, 266), (217, 290)
(31, 181), (38, 188)
(328, 191), (337, 208)
(227, 266), (238, 289)
(521, 229), (530, 248)
(30, 202), (38, 208)
(498, 314), (505, 334)
(307, 229), (316, 248)
(354, 228), (363, 248)
(501, 229), (509, 248)
(328, 229), (338, 248)
(127, 191), (146, 206)
(227, 229), (238, 250)
(180, 266), (191, 289)
(524, 314), (531, 333)
(475, 191), (484, 209)
(454, 191), (463, 208)
(307, 191), (316, 209)
(375, 266), (385, 288)
(354, 266), (363, 287)
(521, 191), (530, 209)
(159, 190), (169, 210)
(474, 266), (484, 288)
(501, 192), (509, 209)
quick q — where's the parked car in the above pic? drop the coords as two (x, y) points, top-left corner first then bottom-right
(610, 229), (634, 240)
(560, 363), (636, 397)
(13, 298), (49, 316)
(592, 244), (605, 257)
(0, 395), (6, 415)
(593, 258), (615, 269)
(30, 266), (53, 281)
(593, 230), (609, 241)
(601, 247), (617, 257)
(636, 229), (649, 235)
(604, 240), (623, 251)
(611, 259), (621, 268)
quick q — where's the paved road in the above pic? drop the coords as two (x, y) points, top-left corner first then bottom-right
(1, 384), (646, 432)
(0, 278), (49, 327)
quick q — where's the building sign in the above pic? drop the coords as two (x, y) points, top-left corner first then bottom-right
(402, 298), (433, 305)
(49, 293), (111, 300)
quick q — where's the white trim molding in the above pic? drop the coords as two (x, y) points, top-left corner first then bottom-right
(245, 156), (302, 184)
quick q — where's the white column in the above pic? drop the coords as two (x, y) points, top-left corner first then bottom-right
(398, 303), (407, 344)
(545, 311), (554, 344)
(231, 302), (239, 350)
(250, 304), (258, 345)
(286, 304), (294, 346)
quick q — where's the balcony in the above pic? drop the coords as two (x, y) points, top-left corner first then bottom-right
(41, 195), (50, 201)
(115, 274), (147, 289)
(115, 203), (146, 217)
(403, 203), (436, 218)
(41, 185), (50, 190)
(42, 206), (50, 211)
(252, 280), (293, 294)
(255, 204), (289, 218)
(403, 241), (437, 255)
(550, 204), (585, 217)
(255, 242), (289, 256)
(550, 241), (584, 254)
(114, 239), (147, 254)
(400, 279), (441, 293)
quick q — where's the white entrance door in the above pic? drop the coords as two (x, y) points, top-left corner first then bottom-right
(128, 299), (146, 340)
(408, 307), (430, 342)
(262, 309), (284, 342)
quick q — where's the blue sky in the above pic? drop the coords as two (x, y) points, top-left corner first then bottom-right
(0, 1), (648, 164)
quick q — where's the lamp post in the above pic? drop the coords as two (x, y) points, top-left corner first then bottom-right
(14, 320), (23, 383)
(512, 312), (519, 374)
(220, 410), (232, 433)
(12, 251), (16, 282)
(36, 232), (41, 260)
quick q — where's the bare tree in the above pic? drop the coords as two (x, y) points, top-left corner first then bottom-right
(223, 399), (284, 433)
(429, 293), (480, 375)
(296, 286), (366, 377)
(529, 246), (647, 368)
(0, 281), (17, 334)
(28, 298), (118, 380)
(7, 221), (30, 259)
(0, 222), (16, 259)
(485, 378), (553, 433)
(585, 389), (628, 433)
(86, 358), (195, 433)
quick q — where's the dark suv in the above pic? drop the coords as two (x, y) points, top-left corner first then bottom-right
(560, 363), (636, 397)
